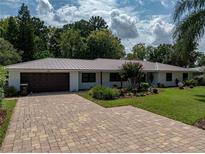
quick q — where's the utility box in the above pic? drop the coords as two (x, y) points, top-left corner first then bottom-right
(20, 83), (29, 96)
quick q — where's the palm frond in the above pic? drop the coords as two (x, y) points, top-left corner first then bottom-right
(174, 9), (205, 42)
(173, 0), (205, 22)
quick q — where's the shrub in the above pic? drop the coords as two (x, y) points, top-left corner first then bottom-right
(195, 75), (205, 86)
(152, 88), (159, 94)
(4, 86), (17, 97)
(112, 84), (118, 88)
(184, 79), (197, 87)
(90, 85), (120, 100)
(126, 86), (132, 92)
(157, 83), (165, 88)
(120, 62), (144, 89)
(189, 85), (194, 89)
(141, 82), (150, 91)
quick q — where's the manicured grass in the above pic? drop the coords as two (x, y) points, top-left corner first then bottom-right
(79, 87), (205, 125)
(0, 99), (16, 146)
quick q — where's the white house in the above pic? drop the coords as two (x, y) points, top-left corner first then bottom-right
(6, 58), (195, 92)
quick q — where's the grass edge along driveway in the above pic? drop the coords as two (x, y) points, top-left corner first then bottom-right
(79, 87), (205, 125)
(0, 99), (16, 146)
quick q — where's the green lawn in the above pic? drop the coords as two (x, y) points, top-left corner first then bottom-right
(0, 99), (16, 146)
(79, 87), (205, 125)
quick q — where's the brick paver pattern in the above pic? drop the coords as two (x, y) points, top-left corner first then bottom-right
(1, 93), (205, 152)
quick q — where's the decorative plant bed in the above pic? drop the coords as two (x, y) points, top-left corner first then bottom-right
(194, 119), (205, 130)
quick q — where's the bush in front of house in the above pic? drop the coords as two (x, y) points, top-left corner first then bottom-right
(141, 82), (150, 91)
(195, 75), (205, 86)
(184, 79), (197, 87)
(152, 88), (159, 94)
(4, 86), (17, 97)
(89, 85), (120, 100)
(120, 62), (144, 90)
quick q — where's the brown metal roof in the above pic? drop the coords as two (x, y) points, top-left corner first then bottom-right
(6, 58), (194, 72)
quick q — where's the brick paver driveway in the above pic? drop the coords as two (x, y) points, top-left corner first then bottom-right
(2, 93), (205, 152)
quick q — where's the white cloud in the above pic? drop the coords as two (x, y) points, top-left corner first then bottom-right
(150, 16), (174, 45)
(151, 0), (175, 7)
(35, 0), (175, 52)
(36, 0), (53, 15)
(110, 10), (139, 39)
(36, 0), (117, 26)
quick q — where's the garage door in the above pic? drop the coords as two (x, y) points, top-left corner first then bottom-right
(21, 73), (69, 93)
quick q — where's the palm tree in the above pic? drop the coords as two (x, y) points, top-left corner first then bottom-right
(173, 0), (205, 44)
(89, 16), (108, 31)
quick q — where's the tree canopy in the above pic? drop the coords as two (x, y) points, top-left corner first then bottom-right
(17, 3), (34, 61)
(0, 38), (21, 65)
(87, 29), (125, 59)
(0, 3), (204, 68)
(173, 0), (205, 67)
(60, 29), (87, 58)
(127, 43), (147, 60)
(120, 62), (144, 89)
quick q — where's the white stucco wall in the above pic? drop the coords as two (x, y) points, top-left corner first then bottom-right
(101, 72), (129, 88)
(7, 69), (194, 92)
(70, 71), (79, 92)
(78, 72), (129, 90)
(8, 70), (20, 91)
(78, 72), (101, 90)
(146, 72), (159, 85)
(157, 71), (193, 87)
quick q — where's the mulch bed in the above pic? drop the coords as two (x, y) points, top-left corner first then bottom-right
(0, 109), (7, 126)
(194, 119), (205, 130)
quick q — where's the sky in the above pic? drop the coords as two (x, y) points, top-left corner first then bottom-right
(0, 0), (205, 52)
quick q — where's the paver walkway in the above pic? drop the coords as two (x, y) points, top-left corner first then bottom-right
(1, 93), (205, 152)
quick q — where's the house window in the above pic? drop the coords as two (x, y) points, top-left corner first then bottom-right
(110, 73), (121, 82)
(183, 73), (188, 81)
(166, 73), (172, 81)
(82, 73), (96, 82)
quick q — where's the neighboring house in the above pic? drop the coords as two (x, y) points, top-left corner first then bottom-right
(191, 66), (205, 77)
(6, 58), (196, 92)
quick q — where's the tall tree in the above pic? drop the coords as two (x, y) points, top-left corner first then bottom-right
(0, 18), (9, 38)
(89, 16), (108, 31)
(173, 0), (205, 67)
(33, 36), (47, 53)
(5, 16), (18, 48)
(120, 62), (144, 89)
(63, 19), (92, 37)
(87, 29), (125, 59)
(173, 0), (205, 43)
(197, 52), (205, 66)
(146, 44), (176, 64)
(174, 38), (199, 67)
(127, 43), (147, 60)
(48, 27), (62, 57)
(33, 50), (53, 59)
(60, 29), (87, 58)
(17, 3), (34, 61)
(0, 38), (21, 65)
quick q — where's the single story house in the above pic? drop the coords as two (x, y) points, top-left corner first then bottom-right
(7, 58), (196, 92)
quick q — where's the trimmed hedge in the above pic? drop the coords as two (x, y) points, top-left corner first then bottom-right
(4, 86), (17, 97)
(141, 82), (150, 91)
(89, 85), (120, 100)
